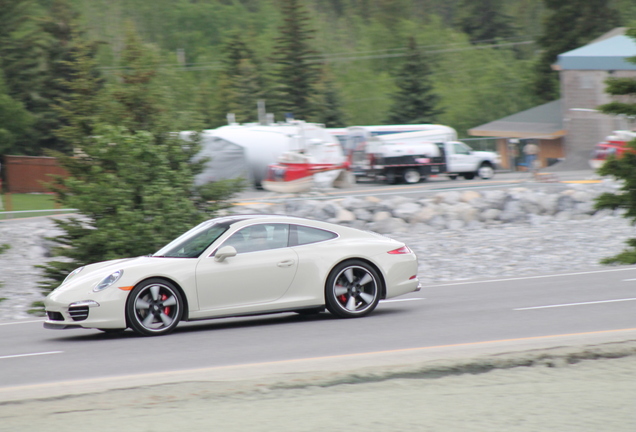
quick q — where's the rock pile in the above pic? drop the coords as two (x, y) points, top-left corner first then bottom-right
(230, 181), (623, 234)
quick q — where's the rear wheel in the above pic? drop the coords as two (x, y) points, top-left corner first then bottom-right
(126, 279), (183, 336)
(325, 260), (381, 318)
(403, 169), (421, 184)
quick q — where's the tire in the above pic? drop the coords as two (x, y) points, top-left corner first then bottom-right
(403, 169), (421, 184)
(477, 163), (494, 179)
(126, 279), (183, 336)
(385, 171), (397, 184)
(448, 174), (458, 180)
(325, 260), (381, 318)
(462, 172), (476, 180)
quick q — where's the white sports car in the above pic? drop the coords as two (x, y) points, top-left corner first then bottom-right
(44, 215), (421, 336)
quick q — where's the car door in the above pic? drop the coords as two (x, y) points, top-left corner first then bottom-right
(447, 141), (474, 173)
(195, 223), (298, 311)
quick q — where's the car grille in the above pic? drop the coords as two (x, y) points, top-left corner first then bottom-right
(47, 311), (64, 321)
(68, 306), (89, 321)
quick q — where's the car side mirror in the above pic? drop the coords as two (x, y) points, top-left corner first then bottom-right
(214, 245), (237, 262)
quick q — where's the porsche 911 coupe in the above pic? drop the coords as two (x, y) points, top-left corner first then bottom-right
(44, 215), (421, 336)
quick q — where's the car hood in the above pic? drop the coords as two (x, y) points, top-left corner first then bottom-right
(51, 256), (164, 295)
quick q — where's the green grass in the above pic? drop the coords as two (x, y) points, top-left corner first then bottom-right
(1, 193), (57, 212)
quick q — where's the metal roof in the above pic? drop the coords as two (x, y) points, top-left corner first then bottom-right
(468, 100), (565, 139)
(555, 35), (636, 71)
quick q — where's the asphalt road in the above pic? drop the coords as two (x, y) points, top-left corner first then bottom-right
(1, 265), (635, 390)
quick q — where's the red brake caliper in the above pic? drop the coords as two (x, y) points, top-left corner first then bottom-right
(162, 294), (171, 315)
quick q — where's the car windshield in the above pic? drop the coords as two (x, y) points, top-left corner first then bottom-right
(153, 220), (233, 258)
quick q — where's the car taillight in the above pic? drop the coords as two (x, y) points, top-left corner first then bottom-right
(388, 246), (411, 254)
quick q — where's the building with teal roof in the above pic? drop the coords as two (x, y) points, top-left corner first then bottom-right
(469, 28), (636, 170)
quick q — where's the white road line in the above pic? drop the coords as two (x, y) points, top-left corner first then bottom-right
(428, 267), (636, 288)
(0, 320), (45, 326)
(623, 278), (636, 281)
(381, 298), (424, 303)
(515, 297), (636, 311)
(0, 351), (63, 360)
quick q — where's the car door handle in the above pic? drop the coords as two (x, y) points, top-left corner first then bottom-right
(277, 259), (295, 268)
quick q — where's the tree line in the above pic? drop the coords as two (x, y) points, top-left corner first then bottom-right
(1, 0), (634, 157)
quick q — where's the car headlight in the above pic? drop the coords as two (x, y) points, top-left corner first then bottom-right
(94, 270), (124, 292)
(62, 267), (84, 285)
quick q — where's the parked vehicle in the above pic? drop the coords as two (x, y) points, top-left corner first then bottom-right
(589, 130), (636, 169)
(348, 127), (499, 183)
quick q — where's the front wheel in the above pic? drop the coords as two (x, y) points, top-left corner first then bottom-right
(477, 163), (494, 179)
(126, 279), (183, 336)
(325, 260), (381, 318)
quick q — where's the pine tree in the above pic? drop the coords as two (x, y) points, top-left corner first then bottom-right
(0, 70), (33, 155)
(312, 68), (347, 127)
(386, 37), (443, 125)
(215, 34), (267, 124)
(0, 0), (45, 154)
(455, 0), (516, 44)
(533, 0), (621, 103)
(269, 0), (322, 121)
(594, 28), (636, 264)
(35, 0), (90, 153)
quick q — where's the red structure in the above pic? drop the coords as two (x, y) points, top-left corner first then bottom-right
(2, 155), (69, 193)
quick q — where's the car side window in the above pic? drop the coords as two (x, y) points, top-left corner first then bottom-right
(221, 224), (289, 254)
(453, 142), (471, 155)
(290, 225), (337, 246)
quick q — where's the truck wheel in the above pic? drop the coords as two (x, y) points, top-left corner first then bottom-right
(449, 174), (458, 180)
(477, 163), (494, 179)
(462, 173), (476, 180)
(403, 169), (421, 184)
(386, 171), (397, 184)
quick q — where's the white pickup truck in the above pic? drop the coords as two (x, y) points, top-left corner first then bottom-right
(348, 128), (499, 183)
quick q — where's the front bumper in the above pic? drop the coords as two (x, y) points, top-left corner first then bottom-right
(44, 289), (129, 330)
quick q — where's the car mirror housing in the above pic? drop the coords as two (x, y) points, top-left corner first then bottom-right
(215, 245), (237, 262)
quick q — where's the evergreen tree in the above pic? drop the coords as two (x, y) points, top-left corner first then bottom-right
(36, 0), (88, 154)
(594, 28), (636, 264)
(0, 70), (33, 155)
(214, 34), (267, 125)
(455, 0), (516, 44)
(269, 0), (322, 121)
(533, 0), (621, 103)
(51, 26), (104, 155)
(312, 67), (347, 127)
(0, 0), (45, 154)
(385, 36), (443, 125)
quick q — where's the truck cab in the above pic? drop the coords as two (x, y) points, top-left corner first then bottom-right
(441, 141), (498, 180)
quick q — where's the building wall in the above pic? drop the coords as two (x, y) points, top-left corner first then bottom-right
(497, 138), (564, 170)
(561, 69), (636, 165)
